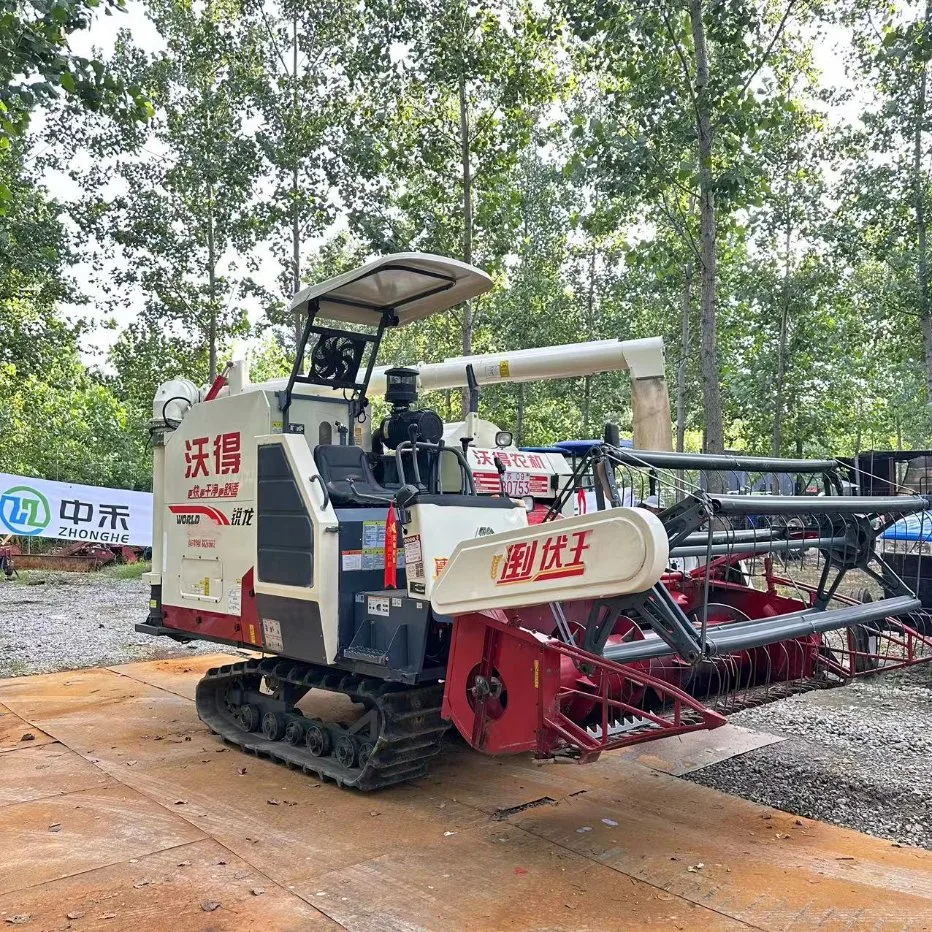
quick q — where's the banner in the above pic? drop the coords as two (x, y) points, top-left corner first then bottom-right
(0, 472), (152, 547)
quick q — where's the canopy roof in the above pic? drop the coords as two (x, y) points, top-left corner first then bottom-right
(288, 252), (493, 327)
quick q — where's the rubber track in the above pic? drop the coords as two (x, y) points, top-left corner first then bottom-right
(195, 658), (450, 791)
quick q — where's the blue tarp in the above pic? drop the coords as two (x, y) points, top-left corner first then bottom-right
(555, 439), (633, 454)
(882, 513), (932, 542)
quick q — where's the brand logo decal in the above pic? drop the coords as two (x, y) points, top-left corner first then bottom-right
(169, 505), (229, 525)
(0, 486), (51, 536)
(494, 530), (592, 586)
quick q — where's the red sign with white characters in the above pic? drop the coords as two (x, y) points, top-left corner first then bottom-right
(495, 530), (591, 586)
(469, 449), (546, 470)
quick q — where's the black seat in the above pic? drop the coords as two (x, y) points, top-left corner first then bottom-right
(314, 445), (394, 506)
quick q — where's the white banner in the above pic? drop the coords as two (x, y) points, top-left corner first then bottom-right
(0, 473), (152, 547)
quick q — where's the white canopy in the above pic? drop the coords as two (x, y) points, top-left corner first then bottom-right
(288, 252), (493, 327)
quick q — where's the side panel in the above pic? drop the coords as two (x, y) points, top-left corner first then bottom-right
(161, 390), (272, 624)
(403, 502), (528, 599)
(335, 508), (406, 652)
(430, 509), (670, 616)
(252, 434), (342, 662)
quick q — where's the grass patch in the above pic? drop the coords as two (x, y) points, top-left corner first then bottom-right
(103, 561), (151, 580)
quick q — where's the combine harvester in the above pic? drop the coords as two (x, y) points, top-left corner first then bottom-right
(138, 254), (932, 789)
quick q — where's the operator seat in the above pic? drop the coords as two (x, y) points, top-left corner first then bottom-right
(314, 445), (394, 506)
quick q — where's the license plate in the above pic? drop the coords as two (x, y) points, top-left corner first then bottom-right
(504, 471), (531, 497)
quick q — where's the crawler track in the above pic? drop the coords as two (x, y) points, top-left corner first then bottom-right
(195, 658), (450, 790)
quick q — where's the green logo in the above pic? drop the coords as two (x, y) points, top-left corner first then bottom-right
(0, 485), (51, 536)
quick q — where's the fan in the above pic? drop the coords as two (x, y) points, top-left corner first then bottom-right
(309, 334), (364, 385)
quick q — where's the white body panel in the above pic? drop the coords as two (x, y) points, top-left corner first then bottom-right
(429, 509), (669, 616)
(157, 387), (352, 662)
(436, 434), (571, 503)
(161, 389), (272, 620)
(402, 502), (528, 599)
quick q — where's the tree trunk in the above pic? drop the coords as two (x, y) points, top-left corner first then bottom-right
(516, 382), (525, 446)
(291, 13), (302, 348)
(688, 0), (725, 461)
(583, 244), (597, 437)
(206, 180), (218, 382)
(459, 73), (473, 416)
(676, 264), (693, 454)
(915, 0), (932, 403)
(772, 203), (793, 459)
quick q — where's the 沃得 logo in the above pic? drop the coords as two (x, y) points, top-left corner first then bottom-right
(0, 485), (51, 536)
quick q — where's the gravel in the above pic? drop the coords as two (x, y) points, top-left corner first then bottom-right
(687, 666), (932, 849)
(0, 571), (216, 677)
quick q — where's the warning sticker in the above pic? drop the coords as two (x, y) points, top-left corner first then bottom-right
(434, 557), (448, 578)
(362, 520), (386, 549)
(368, 595), (390, 617)
(404, 534), (422, 565)
(404, 534), (424, 580)
(226, 579), (242, 614)
(362, 550), (384, 571)
(342, 548), (403, 572)
(262, 618), (284, 652)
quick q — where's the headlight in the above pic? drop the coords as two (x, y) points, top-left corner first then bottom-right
(495, 430), (513, 448)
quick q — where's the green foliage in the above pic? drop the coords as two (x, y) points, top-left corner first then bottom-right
(0, 0), (151, 147)
(5, 0), (932, 498)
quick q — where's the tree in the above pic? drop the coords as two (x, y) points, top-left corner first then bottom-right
(72, 0), (265, 381)
(344, 0), (559, 412)
(0, 0), (152, 144)
(565, 0), (808, 456)
(246, 0), (359, 344)
(839, 0), (932, 415)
